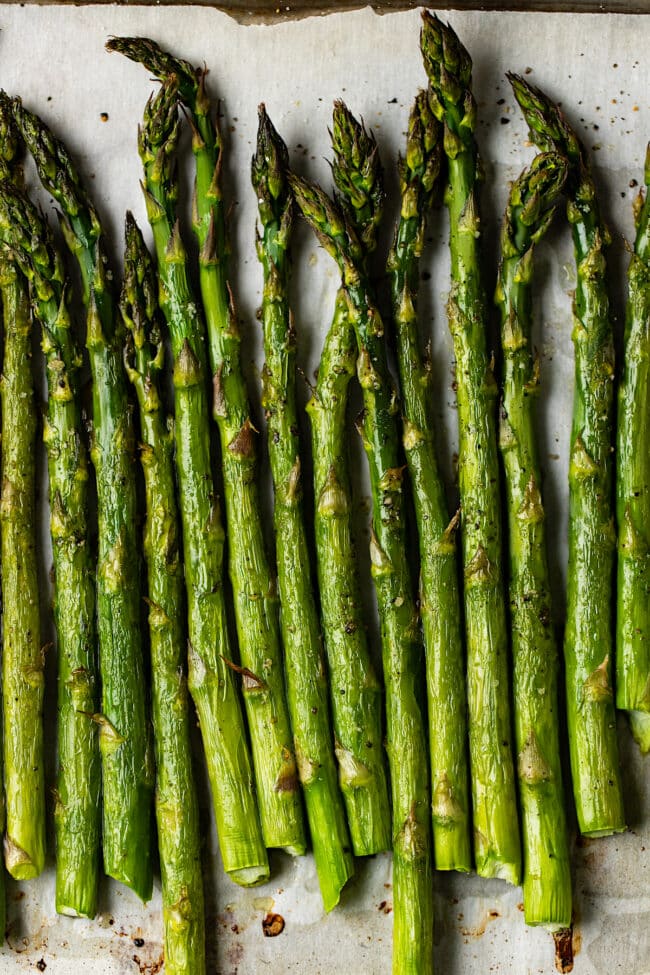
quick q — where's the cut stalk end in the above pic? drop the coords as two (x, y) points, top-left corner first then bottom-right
(228, 864), (271, 888)
(628, 709), (650, 753)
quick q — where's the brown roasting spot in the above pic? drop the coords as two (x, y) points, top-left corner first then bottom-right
(262, 913), (285, 937)
(553, 926), (579, 973)
(132, 954), (164, 975)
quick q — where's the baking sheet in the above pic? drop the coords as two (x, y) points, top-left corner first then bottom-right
(0, 5), (647, 973)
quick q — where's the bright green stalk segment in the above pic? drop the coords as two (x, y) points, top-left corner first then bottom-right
(421, 13), (521, 882)
(0, 161), (100, 914)
(291, 173), (434, 975)
(388, 90), (471, 873)
(109, 36), (305, 854)
(0, 256), (44, 882)
(307, 292), (391, 857)
(0, 107), (45, 887)
(0, 241), (44, 886)
(309, 100), (392, 857)
(121, 213), (205, 973)
(13, 98), (154, 897)
(496, 153), (572, 928)
(509, 73), (625, 837)
(133, 75), (268, 886)
(616, 144), (650, 752)
(253, 107), (353, 910)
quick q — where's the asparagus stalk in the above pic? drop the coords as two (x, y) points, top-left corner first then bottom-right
(129, 75), (268, 886)
(0, 239), (44, 883)
(108, 35), (305, 854)
(421, 12), (521, 882)
(388, 90), (471, 872)
(616, 144), (650, 751)
(0, 101), (45, 884)
(496, 152), (572, 927)
(509, 73), (625, 836)
(308, 101), (391, 856)
(13, 97), (153, 898)
(308, 292), (391, 856)
(253, 107), (354, 910)
(0, 163), (100, 911)
(291, 173), (434, 975)
(121, 213), (205, 972)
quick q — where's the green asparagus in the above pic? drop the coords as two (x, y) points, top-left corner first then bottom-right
(311, 100), (391, 856)
(421, 12), (521, 882)
(509, 73), (625, 836)
(121, 213), (205, 972)
(291, 172), (434, 975)
(128, 74), (268, 885)
(308, 291), (391, 857)
(496, 152), (572, 927)
(0, 99), (45, 884)
(388, 89), (471, 873)
(616, 143), (650, 751)
(0, 161), (100, 912)
(253, 106), (354, 910)
(13, 97), (153, 898)
(108, 35), (305, 854)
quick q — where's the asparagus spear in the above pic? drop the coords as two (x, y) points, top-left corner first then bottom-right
(388, 90), (471, 873)
(308, 291), (391, 856)
(0, 113), (45, 885)
(496, 152), (572, 927)
(616, 144), (650, 751)
(253, 107), (354, 911)
(310, 101), (391, 856)
(291, 173), (434, 975)
(0, 163), (100, 911)
(121, 213), (205, 972)
(420, 12), (521, 882)
(0, 240), (43, 883)
(509, 73), (625, 836)
(108, 35), (305, 854)
(131, 75), (268, 886)
(13, 97), (153, 898)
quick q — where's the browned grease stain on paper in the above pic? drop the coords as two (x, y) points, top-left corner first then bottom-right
(262, 912), (285, 937)
(554, 925), (582, 973)
(132, 953), (164, 975)
(460, 909), (500, 938)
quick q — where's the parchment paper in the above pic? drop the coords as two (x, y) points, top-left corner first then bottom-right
(0, 6), (647, 973)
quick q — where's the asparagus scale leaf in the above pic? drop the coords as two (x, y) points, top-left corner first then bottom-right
(496, 151), (572, 927)
(616, 143), (650, 751)
(291, 171), (434, 975)
(253, 107), (354, 910)
(121, 214), (205, 973)
(509, 72), (626, 837)
(421, 12), (521, 883)
(388, 89), (471, 873)
(125, 71), (269, 886)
